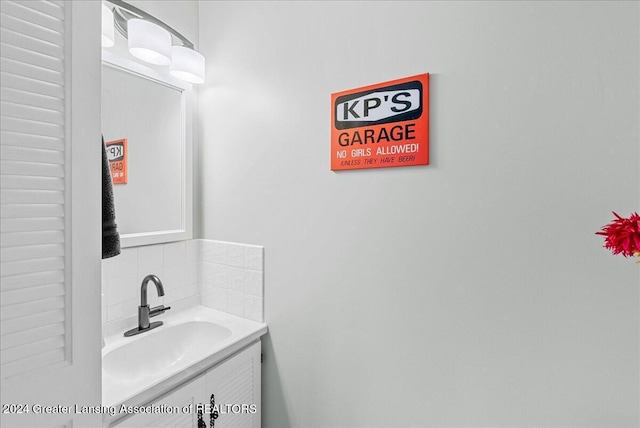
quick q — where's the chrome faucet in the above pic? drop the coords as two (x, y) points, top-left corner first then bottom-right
(124, 274), (171, 337)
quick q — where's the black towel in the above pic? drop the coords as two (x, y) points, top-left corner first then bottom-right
(102, 136), (121, 259)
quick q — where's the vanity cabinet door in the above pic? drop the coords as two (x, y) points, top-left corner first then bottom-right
(111, 340), (261, 428)
(203, 340), (262, 428)
(112, 374), (205, 428)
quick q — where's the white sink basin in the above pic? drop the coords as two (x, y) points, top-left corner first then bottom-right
(103, 321), (231, 379)
(102, 305), (268, 413)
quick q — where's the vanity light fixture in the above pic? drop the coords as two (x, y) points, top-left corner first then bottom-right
(101, 3), (115, 47)
(102, 0), (205, 84)
(127, 18), (172, 66)
(169, 46), (205, 84)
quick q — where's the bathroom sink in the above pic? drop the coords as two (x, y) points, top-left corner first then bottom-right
(103, 321), (232, 379)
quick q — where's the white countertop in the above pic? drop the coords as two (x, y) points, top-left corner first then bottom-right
(102, 305), (267, 424)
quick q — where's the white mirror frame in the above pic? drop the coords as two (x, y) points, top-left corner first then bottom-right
(102, 50), (193, 248)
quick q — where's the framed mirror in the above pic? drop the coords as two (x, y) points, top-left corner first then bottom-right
(101, 51), (193, 248)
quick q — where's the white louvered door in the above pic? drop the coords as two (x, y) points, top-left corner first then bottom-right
(1, 1), (102, 427)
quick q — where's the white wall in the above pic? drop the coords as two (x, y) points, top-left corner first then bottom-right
(198, 1), (639, 426)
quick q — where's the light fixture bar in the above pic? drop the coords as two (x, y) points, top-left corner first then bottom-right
(105, 0), (194, 50)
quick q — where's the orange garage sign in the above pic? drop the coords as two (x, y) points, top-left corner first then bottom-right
(331, 73), (429, 171)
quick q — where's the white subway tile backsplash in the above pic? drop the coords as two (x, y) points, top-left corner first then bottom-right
(163, 241), (186, 266)
(212, 263), (227, 288)
(202, 286), (227, 311)
(164, 264), (186, 290)
(104, 247), (137, 279)
(226, 290), (244, 317)
(244, 270), (263, 297)
(102, 239), (264, 327)
(107, 299), (138, 322)
(244, 295), (263, 322)
(201, 262), (227, 287)
(165, 286), (186, 305)
(138, 245), (163, 272)
(199, 239), (264, 322)
(201, 240), (227, 264)
(244, 246), (263, 271)
(227, 243), (245, 268)
(186, 262), (199, 285)
(185, 283), (198, 298)
(107, 273), (138, 306)
(199, 261), (214, 286)
(186, 240), (200, 263)
(227, 266), (244, 292)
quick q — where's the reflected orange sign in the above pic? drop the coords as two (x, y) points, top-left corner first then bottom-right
(331, 73), (429, 171)
(106, 138), (128, 184)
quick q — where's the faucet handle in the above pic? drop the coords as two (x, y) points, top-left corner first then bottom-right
(149, 305), (171, 318)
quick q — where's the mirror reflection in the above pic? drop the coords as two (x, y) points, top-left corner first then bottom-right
(101, 55), (191, 247)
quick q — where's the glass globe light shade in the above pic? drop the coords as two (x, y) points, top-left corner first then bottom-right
(127, 18), (172, 66)
(169, 46), (205, 84)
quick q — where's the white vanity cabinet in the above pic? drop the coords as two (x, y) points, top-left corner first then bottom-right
(201, 340), (262, 428)
(111, 341), (261, 428)
(112, 375), (205, 428)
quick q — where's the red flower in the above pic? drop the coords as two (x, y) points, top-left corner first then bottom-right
(596, 212), (640, 258)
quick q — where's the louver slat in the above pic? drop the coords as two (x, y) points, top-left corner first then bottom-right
(1, 116), (64, 138)
(1, 335), (65, 363)
(1, 57), (65, 87)
(16, 0), (65, 21)
(0, 11), (65, 46)
(1, 349), (65, 378)
(0, 131), (64, 150)
(0, 28), (64, 59)
(0, 72), (64, 99)
(1, 100), (65, 125)
(0, 0), (68, 379)
(1, 189), (64, 204)
(0, 1), (64, 36)
(1, 243), (65, 262)
(1, 282), (64, 306)
(1, 295), (65, 321)
(1, 256), (65, 277)
(0, 161), (65, 178)
(1, 85), (65, 111)
(1, 203), (64, 217)
(0, 308), (65, 336)
(0, 230), (64, 248)
(1, 217), (65, 233)
(1, 269), (64, 292)
(0, 145), (65, 163)
(1, 322), (64, 349)
(1, 175), (64, 191)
